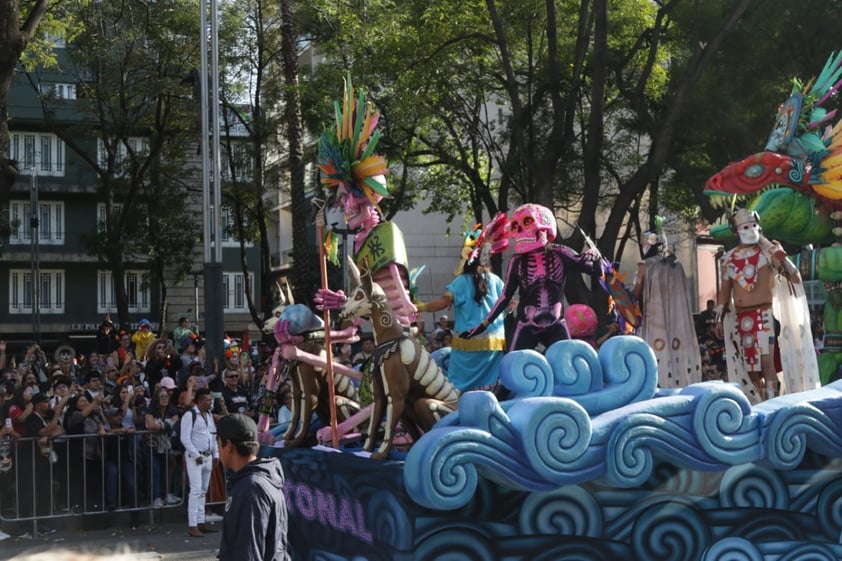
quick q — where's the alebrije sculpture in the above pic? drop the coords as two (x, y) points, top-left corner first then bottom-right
(705, 52), (841, 386)
(339, 258), (459, 460)
(255, 304), (361, 445)
(312, 75), (422, 443)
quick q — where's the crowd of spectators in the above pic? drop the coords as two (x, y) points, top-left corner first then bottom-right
(0, 316), (278, 540)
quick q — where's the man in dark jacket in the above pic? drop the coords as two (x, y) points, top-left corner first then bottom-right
(216, 413), (290, 561)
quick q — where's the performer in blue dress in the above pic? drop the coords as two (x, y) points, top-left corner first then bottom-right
(417, 225), (506, 391)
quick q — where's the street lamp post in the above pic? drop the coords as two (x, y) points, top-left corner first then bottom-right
(200, 0), (224, 372)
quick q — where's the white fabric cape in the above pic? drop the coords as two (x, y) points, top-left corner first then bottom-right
(722, 272), (820, 405)
(640, 256), (701, 388)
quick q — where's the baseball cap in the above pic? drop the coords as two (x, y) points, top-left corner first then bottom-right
(180, 337), (195, 352)
(31, 392), (50, 405)
(159, 376), (177, 390)
(217, 413), (258, 444)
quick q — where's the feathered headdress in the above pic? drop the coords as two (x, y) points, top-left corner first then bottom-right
(317, 74), (390, 213)
(454, 223), (486, 275)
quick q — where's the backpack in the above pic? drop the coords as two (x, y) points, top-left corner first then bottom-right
(171, 409), (197, 453)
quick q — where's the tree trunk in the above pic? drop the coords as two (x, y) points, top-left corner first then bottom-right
(280, 0), (311, 304)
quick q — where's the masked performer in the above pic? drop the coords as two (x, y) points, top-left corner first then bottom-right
(416, 225), (505, 391)
(715, 208), (819, 402)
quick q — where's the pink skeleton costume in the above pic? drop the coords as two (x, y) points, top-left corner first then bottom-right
(462, 203), (604, 352)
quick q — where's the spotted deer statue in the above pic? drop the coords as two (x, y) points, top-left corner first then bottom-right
(340, 257), (460, 459)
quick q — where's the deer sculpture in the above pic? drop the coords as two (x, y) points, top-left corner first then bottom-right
(340, 257), (460, 459)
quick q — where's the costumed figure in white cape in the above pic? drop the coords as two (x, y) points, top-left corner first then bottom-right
(631, 221), (701, 389)
(715, 209), (820, 404)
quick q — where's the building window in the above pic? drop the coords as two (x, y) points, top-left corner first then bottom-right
(9, 269), (65, 314)
(8, 201), (64, 245)
(9, 132), (65, 176)
(222, 271), (253, 313)
(97, 136), (149, 175)
(97, 269), (151, 313)
(55, 83), (76, 100)
(220, 207), (253, 247)
(41, 83), (76, 100)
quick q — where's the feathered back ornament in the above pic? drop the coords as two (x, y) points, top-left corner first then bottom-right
(454, 223), (484, 275)
(766, 52), (842, 158)
(317, 74), (390, 212)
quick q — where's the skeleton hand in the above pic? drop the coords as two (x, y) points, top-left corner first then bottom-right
(581, 248), (600, 262)
(460, 321), (488, 340)
(331, 320), (361, 342)
(594, 257), (608, 279)
(486, 212), (510, 255)
(314, 288), (347, 311)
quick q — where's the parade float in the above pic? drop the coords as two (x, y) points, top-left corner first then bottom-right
(260, 72), (842, 561)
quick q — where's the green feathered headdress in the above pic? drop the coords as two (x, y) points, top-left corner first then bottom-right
(317, 74), (390, 212)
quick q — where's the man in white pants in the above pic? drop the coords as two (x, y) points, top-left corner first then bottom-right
(181, 387), (219, 538)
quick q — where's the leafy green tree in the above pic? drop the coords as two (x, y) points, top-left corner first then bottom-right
(217, 0), (286, 324)
(28, 0), (200, 328)
(665, 0), (842, 226)
(279, 0), (314, 306)
(217, 0), (316, 315)
(300, 0), (751, 268)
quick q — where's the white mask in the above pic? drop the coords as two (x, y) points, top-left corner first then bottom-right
(738, 225), (760, 245)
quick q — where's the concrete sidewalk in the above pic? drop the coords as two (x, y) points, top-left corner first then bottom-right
(1, 508), (221, 560)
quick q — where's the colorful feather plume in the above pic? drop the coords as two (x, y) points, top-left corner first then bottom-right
(317, 74), (390, 207)
(409, 265), (427, 301)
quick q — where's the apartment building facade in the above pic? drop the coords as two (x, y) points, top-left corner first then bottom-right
(0, 52), (261, 350)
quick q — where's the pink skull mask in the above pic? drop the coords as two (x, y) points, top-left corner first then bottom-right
(337, 177), (385, 232)
(510, 203), (557, 254)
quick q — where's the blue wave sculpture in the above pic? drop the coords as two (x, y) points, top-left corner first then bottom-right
(405, 336), (842, 510)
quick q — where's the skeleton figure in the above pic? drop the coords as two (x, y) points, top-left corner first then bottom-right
(463, 203), (605, 353)
(54, 344), (80, 381)
(314, 76), (415, 327)
(329, 180), (415, 326)
(255, 304), (362, 444)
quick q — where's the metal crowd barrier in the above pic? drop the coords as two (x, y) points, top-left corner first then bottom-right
(0, 430), (187, 534)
